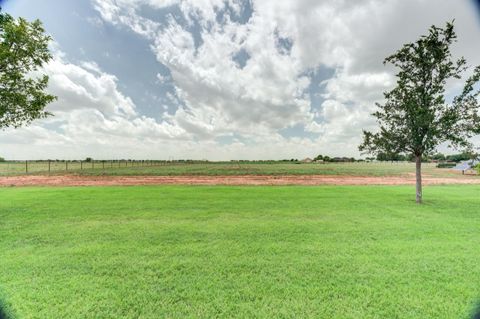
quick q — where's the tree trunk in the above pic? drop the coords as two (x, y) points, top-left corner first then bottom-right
(415, 155), (422, 204)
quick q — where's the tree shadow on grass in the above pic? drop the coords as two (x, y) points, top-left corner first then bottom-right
(472, 303), (480, 319)
(0, 300), (13, 319)
(0, 307), (10, 319)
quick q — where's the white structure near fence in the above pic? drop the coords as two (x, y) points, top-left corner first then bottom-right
(453, 160), (479, 173)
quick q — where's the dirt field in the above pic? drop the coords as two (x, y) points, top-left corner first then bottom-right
(1, 173), (479, 187)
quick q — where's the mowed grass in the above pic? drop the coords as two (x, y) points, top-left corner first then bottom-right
(1, 185), (480, 318)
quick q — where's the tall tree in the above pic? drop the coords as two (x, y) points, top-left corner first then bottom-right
(359, 22), (480, 203)
(0, 8), (56, 129)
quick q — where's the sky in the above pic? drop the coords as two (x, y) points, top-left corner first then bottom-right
(0, 0), (480, 160)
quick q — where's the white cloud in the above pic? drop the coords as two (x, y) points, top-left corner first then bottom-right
(2, 0), (480, 159)
(88, 0), (480, 159)
(0, 52), (193, 159)
(156, 72), (169, 84)
(45, 56), (137, 117)
(94, 0), (315, 138)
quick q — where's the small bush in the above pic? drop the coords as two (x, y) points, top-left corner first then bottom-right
(437, 163), (456, 168)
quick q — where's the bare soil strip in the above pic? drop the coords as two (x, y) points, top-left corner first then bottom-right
(1, 174), (480, 187)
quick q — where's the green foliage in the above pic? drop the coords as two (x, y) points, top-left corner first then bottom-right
(431, 153), (446, 161)
(85, 157), (93, 163)
(1, 185), (480, 318)
(359, 21), (480, 158)
(445, 152), (475, 162)
(0, 156), (4, 162)
(376, 152), (407, 161)
(436, 162), (456, 168)
(314, 155), (357, 162)
(0, 9), (56, 129)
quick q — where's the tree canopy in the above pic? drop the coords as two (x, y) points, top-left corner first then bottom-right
(0, 9), (56, 129)
(359, 21), (480, 203)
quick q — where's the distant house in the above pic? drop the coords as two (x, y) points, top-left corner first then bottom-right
(301, 157), (313, 163)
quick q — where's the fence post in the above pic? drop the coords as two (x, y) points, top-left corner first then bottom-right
(103, 161), (105, 169)
(81, 161), (83, 170)
(25, 160), (28, 174)
(48, 160), (51, 174)
(66, 161), (68, 171)
(92, 161), (94, 169)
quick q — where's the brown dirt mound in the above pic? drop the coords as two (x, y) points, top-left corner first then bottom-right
(1, 174), (480, 187)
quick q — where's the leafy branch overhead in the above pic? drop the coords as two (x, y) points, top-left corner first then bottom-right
(0, 9), (56, 129)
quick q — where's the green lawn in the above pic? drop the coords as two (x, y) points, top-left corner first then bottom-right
(1, 185), (480, 318)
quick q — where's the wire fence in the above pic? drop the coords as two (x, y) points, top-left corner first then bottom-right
(0, 160), (203, 175)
